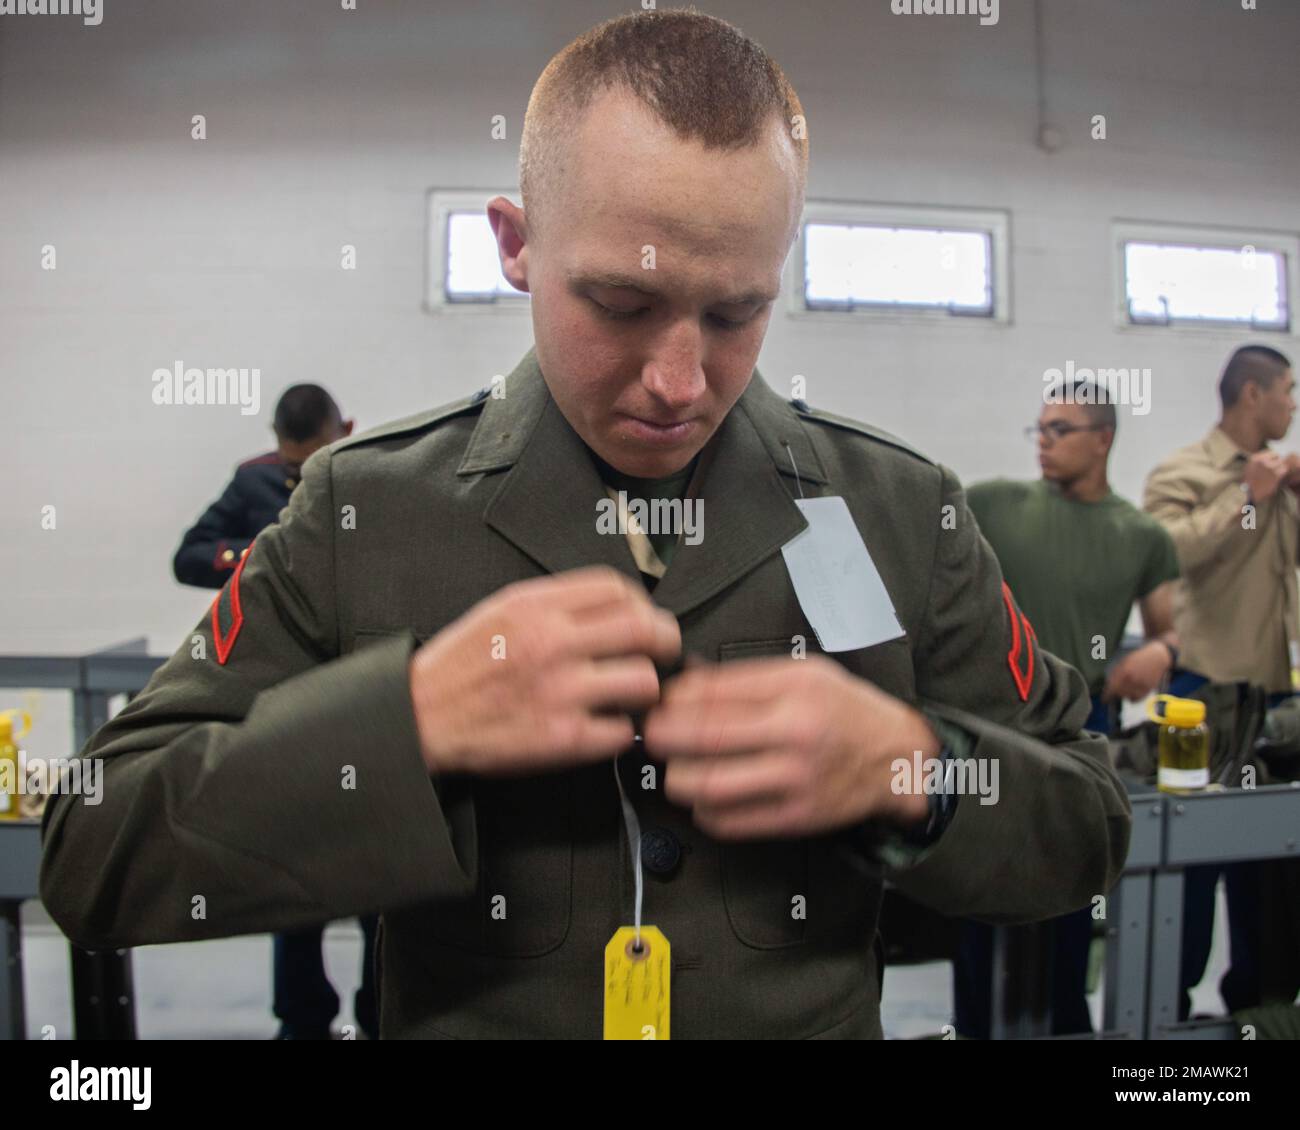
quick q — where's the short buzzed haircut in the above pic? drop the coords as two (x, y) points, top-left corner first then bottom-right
(273, 384), (342, 443)
(519, 9), (808, 240)
(1046, 380), (1118, 434)
(1219, 345), (1292, 409)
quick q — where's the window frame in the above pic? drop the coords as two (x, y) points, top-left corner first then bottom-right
(786, 201), (1011, 325)
(1111, 220), (1297, 335)
(425, 189), (530, 313)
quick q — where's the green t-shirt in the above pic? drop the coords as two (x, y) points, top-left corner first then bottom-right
(966, 478), (1180, 694)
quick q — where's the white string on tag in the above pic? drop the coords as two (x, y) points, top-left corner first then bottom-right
(615, 740), (645, 949)
(781, 440), (806, 500)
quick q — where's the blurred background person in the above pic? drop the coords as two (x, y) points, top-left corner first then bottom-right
(173, 384), (355, 588)
(954, 380), (1179, 1037)
(173, 383), (374, 1040)
(1144, 345), (1300, 1019)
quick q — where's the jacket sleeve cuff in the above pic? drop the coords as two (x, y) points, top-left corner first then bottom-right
(853, 711), (972, 867)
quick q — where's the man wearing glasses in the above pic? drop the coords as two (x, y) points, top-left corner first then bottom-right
(952, 380), (1180, 1036)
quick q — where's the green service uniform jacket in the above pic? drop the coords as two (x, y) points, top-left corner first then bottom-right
(40, 347), (1131, 1039)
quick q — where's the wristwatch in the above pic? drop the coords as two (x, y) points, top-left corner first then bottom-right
(902, 712), (972, 846)
(895, 750), (953, 848)
(858, 711), (974, 859)
(1160, 639), (1180, 671)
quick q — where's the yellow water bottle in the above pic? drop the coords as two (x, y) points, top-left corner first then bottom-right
(0, 710), (33, 821)
(1147, 694), (1209, 795)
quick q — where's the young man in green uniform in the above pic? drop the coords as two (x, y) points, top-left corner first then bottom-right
(954, 382), (1179, 1036)
(40, 10), (1130, 1039)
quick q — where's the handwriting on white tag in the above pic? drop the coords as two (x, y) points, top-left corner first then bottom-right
(780, 496), (904, 653)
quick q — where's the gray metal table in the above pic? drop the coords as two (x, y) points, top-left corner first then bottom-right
(0, 638), (166, 1040)
(0, 821), (43, 1040)
(1104, 783), (1300, 1039)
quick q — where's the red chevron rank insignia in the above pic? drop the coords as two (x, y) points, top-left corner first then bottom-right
(211, 544), (253, 665)
(1001, 581), (1036, 702)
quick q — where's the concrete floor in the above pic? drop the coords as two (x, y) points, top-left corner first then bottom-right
(17, 901), (359, 1040)
(13, 886), (1235, 1040)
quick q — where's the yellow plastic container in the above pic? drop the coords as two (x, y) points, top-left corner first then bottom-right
(0, 710), (33, 820)
(1148, 694), (1209, 795)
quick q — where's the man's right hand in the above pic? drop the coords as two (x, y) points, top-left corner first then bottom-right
(1243, 450), (1289, 503)
(408, 566), (681, 776)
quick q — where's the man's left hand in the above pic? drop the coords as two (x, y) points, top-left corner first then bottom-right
(642, 655), (938, 840)
(1284, 453), (1300, 495)
(1102, 640), (1172, 702)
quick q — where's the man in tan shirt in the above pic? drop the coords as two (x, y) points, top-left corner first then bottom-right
(1145, 345), (1300, 695)
(1144, 343), (1298, 1018)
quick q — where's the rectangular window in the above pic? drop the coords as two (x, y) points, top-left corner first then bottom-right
(790, 203), (1009, 323)
(426, 190), (529, 311)
(1115, 222), (1294, 332)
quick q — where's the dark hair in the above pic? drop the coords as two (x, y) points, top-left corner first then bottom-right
(1220, 345), (1292, 409)
(1046, 380), (1118, 433)
(273, 384), (342, 443)
(519, 8), (807, 237)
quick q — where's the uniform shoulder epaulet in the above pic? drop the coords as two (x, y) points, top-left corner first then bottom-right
(789, 399), (934, 466)
(332, 387), (490, 453)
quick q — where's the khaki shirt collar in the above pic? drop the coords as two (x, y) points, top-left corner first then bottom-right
(1204, 424), (1254, 471)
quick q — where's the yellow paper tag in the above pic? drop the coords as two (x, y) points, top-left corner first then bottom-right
(603, 925), (670, 1040)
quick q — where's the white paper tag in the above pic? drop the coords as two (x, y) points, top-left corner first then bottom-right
(780, 496), (905, 653)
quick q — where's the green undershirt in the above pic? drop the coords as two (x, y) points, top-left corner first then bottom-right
(966, 478), (1180, 694)
(588, 449), (698, 578)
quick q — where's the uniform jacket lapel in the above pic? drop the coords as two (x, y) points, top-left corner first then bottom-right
(458, 347), (830, 619)
(650, 369), (828, 618)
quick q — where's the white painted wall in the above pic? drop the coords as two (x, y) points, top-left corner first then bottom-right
(2, 0), (1297, 657)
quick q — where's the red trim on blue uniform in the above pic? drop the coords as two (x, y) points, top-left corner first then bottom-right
(212, 539), (235, 570)
(212, 545), (253, 665)
(1001, 581), (1037, 702)
(238, 452), (281, 468)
